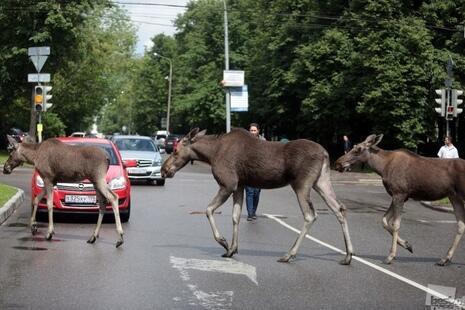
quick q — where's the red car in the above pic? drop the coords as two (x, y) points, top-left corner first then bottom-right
(31, 137), (136, 222)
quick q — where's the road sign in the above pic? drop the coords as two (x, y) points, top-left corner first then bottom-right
(30, 55), (48, 72)
(28, 46), (50, 56)
(28, 73), (50, 83)
(222, 70), (244, 87)
(230, 85), (248, 112)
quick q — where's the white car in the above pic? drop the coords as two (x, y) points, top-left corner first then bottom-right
(112, 135), (165, 186)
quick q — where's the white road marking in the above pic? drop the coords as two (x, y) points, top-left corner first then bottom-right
(170, 256), (257, 309)
(416, 219), (456, 224)
(170, 256), (258, 285)
(264, 213), (465, 309)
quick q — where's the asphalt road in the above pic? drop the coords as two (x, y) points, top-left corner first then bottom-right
(0, 163), (464, 310)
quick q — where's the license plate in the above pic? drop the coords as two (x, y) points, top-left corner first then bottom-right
(128, 167), (147, 175)
(65, 195), (97, 204)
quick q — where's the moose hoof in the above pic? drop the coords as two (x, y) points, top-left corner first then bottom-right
(87, 236), (97, 244)
(115, 240), (124, 248)
(218, 237), (229, 251)
(405, 243), (413, 253)
(31, 224), (38, 235)
(115, 234), (124, 248)
(222, 248), (238, 258)
(436, 258), (451, 266)
(339, 254), (352, 265)
(383, 257), (394, 265)
(277, 254), (295, 263)
(45, 232), (54, 241)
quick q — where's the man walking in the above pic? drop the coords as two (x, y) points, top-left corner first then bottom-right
(438, 136), (459, 159)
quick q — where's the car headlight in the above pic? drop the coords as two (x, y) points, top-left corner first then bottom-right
(152, 159), (162, 167)
(35, 175), (44, 188)
(108, 176), (126, 190)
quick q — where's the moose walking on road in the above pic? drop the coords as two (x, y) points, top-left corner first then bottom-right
(3, 135), (124, 248)
(335, 134), (465, 266)
(161, 128), (354, 265)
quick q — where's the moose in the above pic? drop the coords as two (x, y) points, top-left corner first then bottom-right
(335, 134), (465, 266)
(161, 128), (354, 265)
(3, 135), (124, 248)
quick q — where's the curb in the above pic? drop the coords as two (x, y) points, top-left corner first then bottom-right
(0, 188), (25, 225)
(420, 201), (453, 214)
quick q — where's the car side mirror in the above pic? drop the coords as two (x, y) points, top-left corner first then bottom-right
(123, 159), (138, 168)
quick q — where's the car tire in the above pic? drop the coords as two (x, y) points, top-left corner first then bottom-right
(120, 202), (131, 223)
(156, 179), (165, 186)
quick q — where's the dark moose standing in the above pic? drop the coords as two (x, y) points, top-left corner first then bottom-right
(3, 135), (124, 247)
(161, 128), (354, 265)
(335, 134), (465, 266)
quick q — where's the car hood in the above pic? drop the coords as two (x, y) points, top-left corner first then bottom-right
(119, 150), (161, 161)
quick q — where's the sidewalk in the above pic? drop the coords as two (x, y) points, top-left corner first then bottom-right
(0, 187), (25, 225)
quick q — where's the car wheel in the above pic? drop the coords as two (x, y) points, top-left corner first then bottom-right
(156, 179), (165, 186)
(120, 203), (131, 223)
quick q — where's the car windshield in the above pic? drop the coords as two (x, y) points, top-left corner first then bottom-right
(66, 142), (119, 165)
(115, 138), (157, 152)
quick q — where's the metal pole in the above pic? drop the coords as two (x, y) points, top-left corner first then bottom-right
(154, 52), (173, 133)
(167, 58), (172, 133)
(224, 0), (231, 133)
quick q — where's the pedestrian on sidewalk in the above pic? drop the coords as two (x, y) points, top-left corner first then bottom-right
(245, 123), (266, 221)
(437, 136), (459, 159)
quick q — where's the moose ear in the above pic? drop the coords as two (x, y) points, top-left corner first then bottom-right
(191, 129), (207, 142)
(365, 134), (383, 147)
(186, 128), (200, 140)
(6, 135), (18, 149)
(373, 134), (383, 146)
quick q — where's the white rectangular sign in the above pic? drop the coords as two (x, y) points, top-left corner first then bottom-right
(28, 46), (50, 56)
(230, 85), (248, 112)
(223, 70), (244, 87)
(28, 73), (50, 83)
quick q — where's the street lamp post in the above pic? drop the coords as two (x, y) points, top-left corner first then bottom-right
(154, 52), (173, 133)
(223, 0), (230, 133)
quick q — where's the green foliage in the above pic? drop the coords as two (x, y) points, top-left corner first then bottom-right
(2, 0), (465, 153)
(0, 0), (136, 146)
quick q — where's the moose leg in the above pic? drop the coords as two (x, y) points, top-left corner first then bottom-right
(87, 191), (106, 244)
(105, 185), (123, 248)
(278, 187), (317, 263)
(31, 189), (46, 235)
(437, 195), (465, 266)
(44, 182), (55, 240)
(384, 196), (405, 264)
(382, 204), (413, 253)
(206, 187), (232, 253)
(314, 180), (354, 265)
(224, 187), (244, 258)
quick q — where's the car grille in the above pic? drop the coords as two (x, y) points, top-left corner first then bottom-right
(137, 159), (153, 167)
(56, 182), (94, 192)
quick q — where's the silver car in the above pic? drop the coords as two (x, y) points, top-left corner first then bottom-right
(112, 135), (165, 185)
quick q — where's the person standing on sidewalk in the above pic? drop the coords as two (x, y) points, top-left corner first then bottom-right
(437, 136), (459, 159)
(245, 123), (266, 221)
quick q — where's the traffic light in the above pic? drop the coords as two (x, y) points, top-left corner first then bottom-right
(451, 89), (463, 117)
(44, 85), (52, 111)
(34, 85), (44, 112)
(435, 89), (446, 117)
